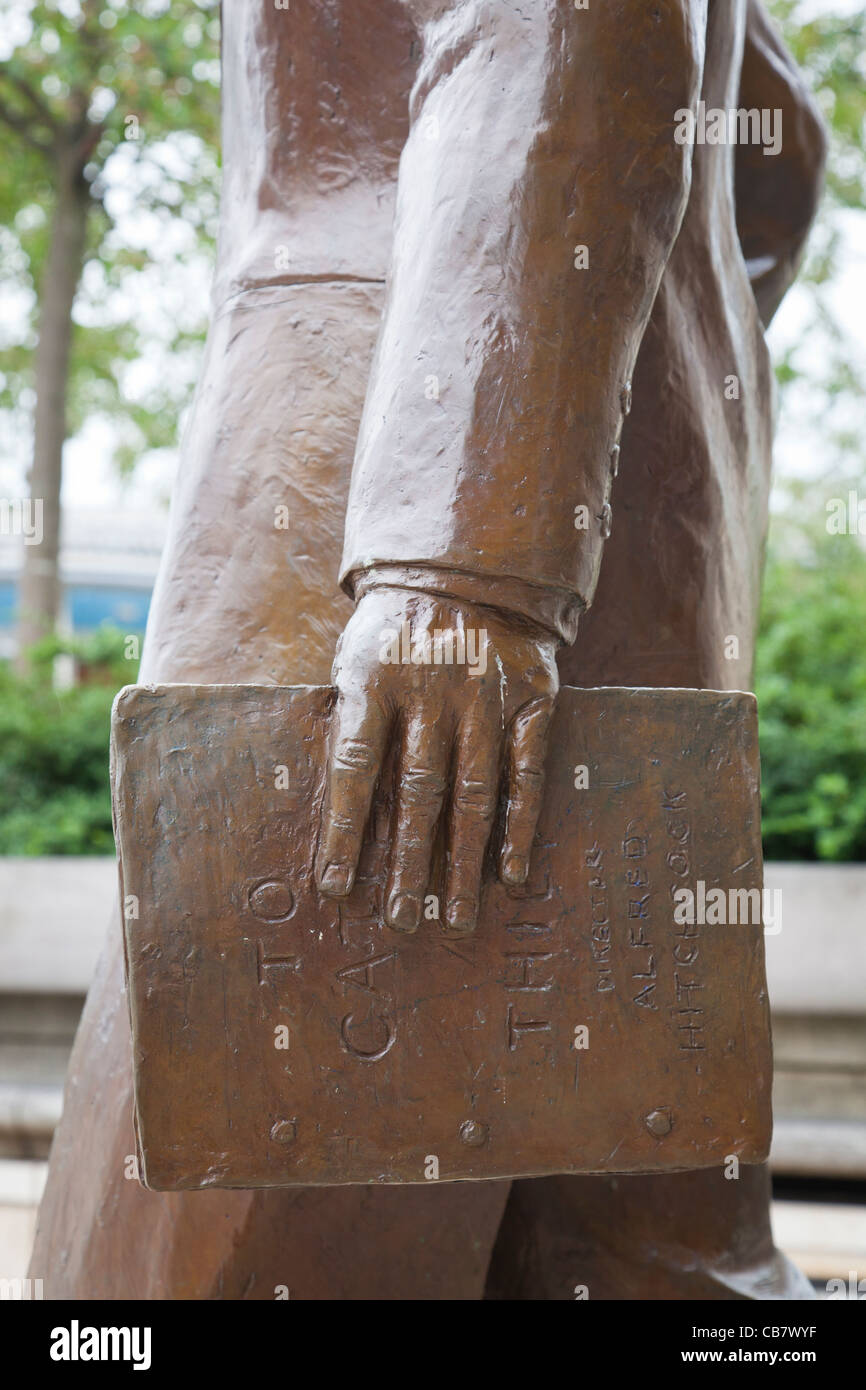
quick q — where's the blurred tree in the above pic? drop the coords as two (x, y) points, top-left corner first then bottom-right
(768, 0), (866, 478)
(0, 0), (219, 665)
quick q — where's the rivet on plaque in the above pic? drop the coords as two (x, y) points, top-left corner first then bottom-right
(645, 1108), (673, 1138)
(459, 1120), (489, 1147)
(248, 878), (295, 922)
(270, 1119), (298, 1145)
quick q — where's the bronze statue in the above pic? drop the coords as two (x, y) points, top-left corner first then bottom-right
(31, 0), (826, 1299)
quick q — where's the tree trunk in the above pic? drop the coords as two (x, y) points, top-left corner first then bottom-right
(16, 150), (89, 671)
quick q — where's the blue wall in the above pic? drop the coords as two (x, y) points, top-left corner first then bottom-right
(0, 581), (151, 635)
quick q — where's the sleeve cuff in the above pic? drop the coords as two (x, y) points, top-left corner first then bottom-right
(346, 563), (584, 646)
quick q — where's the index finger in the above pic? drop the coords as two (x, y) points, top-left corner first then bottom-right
(315, 690), (390, 898)
(499, 696), (554, 887)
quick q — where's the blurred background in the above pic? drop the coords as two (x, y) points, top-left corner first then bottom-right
(0, 0), (864, 1297)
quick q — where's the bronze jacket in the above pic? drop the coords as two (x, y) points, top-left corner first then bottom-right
(337, 0), (825, 685)
(146, 0), (824, 694)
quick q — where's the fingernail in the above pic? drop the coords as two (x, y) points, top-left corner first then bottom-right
(444, 898), (477, 937)
(502, 854), (528, 886)
(320, 862), (352, 897)
(387, 891), (421, 933)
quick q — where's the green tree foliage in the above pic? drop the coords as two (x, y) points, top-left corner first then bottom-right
(0, 0), (220, 654)
(0, 626), (137, 853)
(756, 494), (866, 862)
(0, 0), (220, 449)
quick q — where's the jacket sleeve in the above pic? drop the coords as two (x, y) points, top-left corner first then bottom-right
(340, 0), (706, 642)
(735, 0), (827, 328)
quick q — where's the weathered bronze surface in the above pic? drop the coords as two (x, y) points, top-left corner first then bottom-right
(31, 0), (825, 1298)
(113, 683), (771, 1189)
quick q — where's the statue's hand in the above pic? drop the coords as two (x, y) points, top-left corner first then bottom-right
(315, 586), (558, 936)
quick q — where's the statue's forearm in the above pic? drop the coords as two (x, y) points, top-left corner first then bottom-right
(341, 0), (706, 638)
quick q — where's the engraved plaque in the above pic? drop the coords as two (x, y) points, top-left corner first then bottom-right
(111, 684), (773, 1189)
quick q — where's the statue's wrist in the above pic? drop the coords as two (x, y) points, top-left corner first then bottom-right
(350, 564), (581, 646)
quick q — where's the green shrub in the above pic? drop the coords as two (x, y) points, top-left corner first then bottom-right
(755, 514), (866, 861)
(0, 627), (137, 855)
